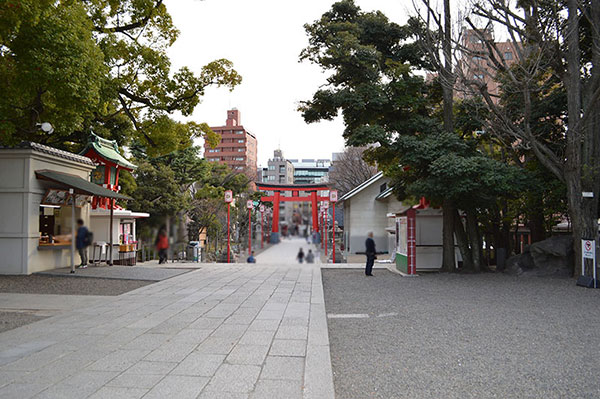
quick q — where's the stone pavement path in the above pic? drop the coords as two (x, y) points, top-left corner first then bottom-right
(0, 264), (334, 399)
(256, 237), (321, 265)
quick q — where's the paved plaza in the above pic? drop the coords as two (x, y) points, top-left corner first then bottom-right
(0, 241), (334, 398)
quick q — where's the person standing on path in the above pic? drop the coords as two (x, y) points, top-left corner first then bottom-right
(155, 227), (169, 264)
(76, 219), (90, 268)
(297, 248), (305, 264)
(306, 249), (315, 263)
(365, 231), (376, 276)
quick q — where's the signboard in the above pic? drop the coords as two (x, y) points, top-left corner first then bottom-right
(224, 190), (233, 203)
(329, 190), (338, 202)
(66, 194), (91, 207)
(323, 201), (329, 209)
(582, 239), (595, 260)
(396, 217), (408, 256)
(246, 200), (253, 209)
(259, 205), (265, 212)
(41, 189), (69, 206)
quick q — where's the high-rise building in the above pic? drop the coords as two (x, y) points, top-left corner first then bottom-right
(206, 109), (258, 180)
(289, 158), (331, 185)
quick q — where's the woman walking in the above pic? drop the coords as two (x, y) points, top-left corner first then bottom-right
(155, 227), (169, 264)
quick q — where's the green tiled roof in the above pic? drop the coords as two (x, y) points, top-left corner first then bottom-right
(81, 133), (137, 170)
(36, 170), (132, 200)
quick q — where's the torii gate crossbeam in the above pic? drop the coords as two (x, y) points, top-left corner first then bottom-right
(256, 182), (329, 243)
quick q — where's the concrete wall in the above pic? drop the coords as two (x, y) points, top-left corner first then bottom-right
(0, 149), (93, 274)
(343, 179), (389, 255)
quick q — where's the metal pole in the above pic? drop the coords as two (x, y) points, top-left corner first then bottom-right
(332, 202), (335, 264)
(109, 198), (114, 266)
(248, 207), (252, 256)
(227, 203), (231, 263)
(70, 189), (75, 273)
(261, 211), (264, 249)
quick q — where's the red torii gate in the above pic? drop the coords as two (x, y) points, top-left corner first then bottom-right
(256, 182), (329, 243)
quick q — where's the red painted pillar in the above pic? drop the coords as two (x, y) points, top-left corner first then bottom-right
(407, 209), (416, 275)
(261, 210), (264, 249)
(248, 207), (252, 255)
(325, 212), (328, 258)
(332, 202), (336, 264)
(321, 210), (324, 249)
(227, 203), (231, 263)
(272, 191), (280, 234)
(311, 191), (318, 233)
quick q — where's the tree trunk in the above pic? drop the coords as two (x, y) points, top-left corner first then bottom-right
(527, 197), (546, 243)
(466, 210), (482, 272)
(441, 199), (456, 271)
(454, 210), (473, 271)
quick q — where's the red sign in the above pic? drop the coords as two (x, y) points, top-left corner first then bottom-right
(323, 201), (329, 209)
(259, 205), (265, 212)
(247, 200), (253, 209)
(224, 190), (233, 203)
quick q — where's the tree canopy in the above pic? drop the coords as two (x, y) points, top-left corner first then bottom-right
(0, 0), (239, 156)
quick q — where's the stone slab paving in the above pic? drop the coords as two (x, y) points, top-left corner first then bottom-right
(0, 263), (334, 399)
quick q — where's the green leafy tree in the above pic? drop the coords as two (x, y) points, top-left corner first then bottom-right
(301, 0), (528, 271)
(0, 0), (239, 156)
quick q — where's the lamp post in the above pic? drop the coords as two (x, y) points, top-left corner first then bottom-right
(330, 190), (338, 264)
(260, 205), (265, 249)
(224, 190), (233, 263)
(247, 200), (253, 256)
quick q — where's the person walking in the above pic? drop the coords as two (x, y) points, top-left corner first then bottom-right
(75, 219), (91, 269)
(365, 231), (376, 276)
(155, 227), (169, 264)
(306, 249), (315, 263)
(297, 248), (305, 264)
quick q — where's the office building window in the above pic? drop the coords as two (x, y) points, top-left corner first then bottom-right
(279, 166), (285, 173)
(237, 139), (245, 143)
(268, 165), (275, 170)
(504, 51), (513, 60)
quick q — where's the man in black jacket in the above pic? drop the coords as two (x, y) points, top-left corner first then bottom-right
(365, 231), (376, 276)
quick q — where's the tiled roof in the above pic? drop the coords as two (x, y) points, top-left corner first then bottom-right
(0, 142), (95, 166)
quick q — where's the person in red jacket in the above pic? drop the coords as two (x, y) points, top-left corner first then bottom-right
(155, 227), (169, 264)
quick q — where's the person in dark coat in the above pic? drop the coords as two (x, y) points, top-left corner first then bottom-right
(75, 219), (90, 268)
(365, 231), (376, 276)
(297, 248), (305, 264)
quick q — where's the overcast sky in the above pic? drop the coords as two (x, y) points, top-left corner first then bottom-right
(165, 0), (412, 166)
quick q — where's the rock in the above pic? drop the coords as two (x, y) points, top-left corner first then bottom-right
(530, 235), (573, 258)
(529, 235), (573, 276)
(504, 235), (573, 277)
(505, 249), (534, 275)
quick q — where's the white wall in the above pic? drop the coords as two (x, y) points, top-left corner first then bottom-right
(0, 149), (93, 274)
(344, 179), (389, 254)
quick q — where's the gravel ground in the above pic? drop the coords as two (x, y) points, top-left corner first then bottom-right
(322, 269), (600, 399)
(36, 265), (190, 281)
(0, 275), (152, 296)
(0, 311), (48, 333)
